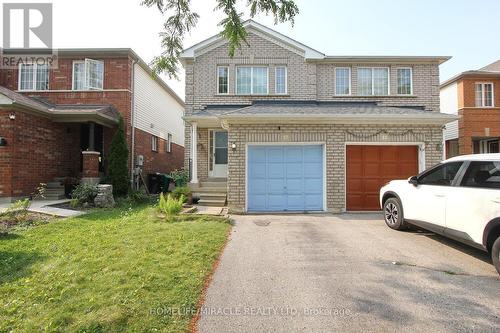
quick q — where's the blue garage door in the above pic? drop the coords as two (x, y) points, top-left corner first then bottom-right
(247, 145), (324, 212)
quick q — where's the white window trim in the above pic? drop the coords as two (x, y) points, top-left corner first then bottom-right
(216, 66), (229, 95)
(151, 135), (158, 152)
(275, 66), (288, 95)
(357, 67), (390, 96)
(334, 67), (351, 96)
(18, 63), (49, 91)
(475, 82), (495, 107)
(72, 59), (104, 91)
(396, 67), (413, 95)
(235, 66), (269, 95)
(166, 133), (172, 153)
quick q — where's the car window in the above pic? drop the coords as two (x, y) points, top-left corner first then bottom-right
(418, 162), (463, 186)
(460, 161), (500, 189)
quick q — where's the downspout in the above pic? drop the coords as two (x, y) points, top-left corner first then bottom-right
(130, 57), (139, 187)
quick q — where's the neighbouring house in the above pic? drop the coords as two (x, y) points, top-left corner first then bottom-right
(0, 48), (185, 203)
(180, 20), (456, 213)
(441, 60), (500, 158)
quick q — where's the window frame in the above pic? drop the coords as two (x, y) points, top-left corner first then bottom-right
(235, 66), (269, 95)
(474, 82), (494, 107)
(459, 160), (500, 190)
(396, 67), (413, 95)
(151, 135), (158, 152)
(416, 161), (466, 187)
(18, 63), (50, 91)
(334, 67), (351, 96)
(72, 59), (104, 91)
(275, 66), (288, 95)
(166, 133), (172, 153)
(357, 67), (390, 96)
(216, 66), (229, 95)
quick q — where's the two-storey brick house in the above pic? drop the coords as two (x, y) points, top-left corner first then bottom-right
(181, 20), (455, 213)
(441, 60), (500, 158)
(0, 49), (184, 203)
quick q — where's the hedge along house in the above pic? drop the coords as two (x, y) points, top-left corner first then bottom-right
(0, 49), (185, 203)
(181, 20), (457, 213)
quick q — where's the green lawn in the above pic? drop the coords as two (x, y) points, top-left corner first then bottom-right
(0, 205), (231, 332)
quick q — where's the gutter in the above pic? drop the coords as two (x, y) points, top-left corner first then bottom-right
(130, 57), (139, 186)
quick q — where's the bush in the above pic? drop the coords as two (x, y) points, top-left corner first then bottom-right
(107, 117), (129, 196)
(169, 169), (189, 187)
(129, 190), (150, 204)
(170, 186), (191, 202)
(71, 183), (99, 206)
(158, 193), (185, 217)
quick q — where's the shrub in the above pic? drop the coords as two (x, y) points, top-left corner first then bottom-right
(107, 117), (129, 196)
(129, 190), (150, 204)
(170, 186), (191, 202)
(71, 183), (99, 206)
(158, 193), (185, 217)
(169, 169), (189, 187)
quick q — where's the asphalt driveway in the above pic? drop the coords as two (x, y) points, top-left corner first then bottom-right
(197, 214), (500, 333)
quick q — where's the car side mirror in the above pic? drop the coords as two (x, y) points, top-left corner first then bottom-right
(409, 176), (419, 186)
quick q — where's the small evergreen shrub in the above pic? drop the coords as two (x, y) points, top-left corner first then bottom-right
(169, 169), (189, 187)
(71, 184), (99, 206)
(170, 186), (191, 202)
(107, 117), (129, 196)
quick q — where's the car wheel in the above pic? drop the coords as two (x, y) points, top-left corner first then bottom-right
(383, 197), (407, 231)
(492, 236), (500, 275)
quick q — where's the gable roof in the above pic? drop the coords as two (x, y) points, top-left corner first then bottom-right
(180, 20), (450, 65)
(440, 59), (500, 88)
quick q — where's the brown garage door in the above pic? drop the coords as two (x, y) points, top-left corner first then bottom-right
(346, 145), (418, 211)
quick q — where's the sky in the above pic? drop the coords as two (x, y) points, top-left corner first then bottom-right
(1, 0), (499, 100)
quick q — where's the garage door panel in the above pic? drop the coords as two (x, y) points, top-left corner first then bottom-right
(347, 145), (418, 211)
(248, 145), (323, 212)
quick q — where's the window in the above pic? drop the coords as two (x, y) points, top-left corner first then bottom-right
(217, 66), (228, 94)
(18, 64), (49, 91)
(72, 59), (104, 91)
(461, 161), (500, 189)
(475, 83), (494, 107)
(358, 67), (389, 95)
(335, 67), (351, 95)
(397, 68), (412, 95)
(236, 66), (268, 95)
(275, 66), (287, 94)
(151, 135), (158, 152)
(166, 133), (172, 153)
(418, 162), (463, 186)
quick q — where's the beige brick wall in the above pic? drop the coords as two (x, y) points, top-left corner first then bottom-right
(183, 31), (444, 211)
(227, 123), (443, 213)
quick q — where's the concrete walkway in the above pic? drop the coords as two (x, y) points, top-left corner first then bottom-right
(197, 214), (500, 333)
(0, 199), (85, 217)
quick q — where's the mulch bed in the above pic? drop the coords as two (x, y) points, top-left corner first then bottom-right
(0, 211), (57, 233)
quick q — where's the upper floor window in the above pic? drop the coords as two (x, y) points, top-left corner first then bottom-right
(72, 59), (104, 91)
(275, 66), (287, 94)
(217, 66), (228, 94)
(475, 83), (494, 107)
(18, 64), (49, 91)
(151, 135), (158, 152)
(236, 66), (268, 95)
(335, 67), (351, 95)
(397, 68), (412, 95)
(358, 67), (389, 95)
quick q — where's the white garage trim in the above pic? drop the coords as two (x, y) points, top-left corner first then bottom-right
(343, 142), (425, 212)
(245, 142), (327, 213)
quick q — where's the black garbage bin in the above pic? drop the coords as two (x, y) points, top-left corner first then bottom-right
(148, 173), (162, 194)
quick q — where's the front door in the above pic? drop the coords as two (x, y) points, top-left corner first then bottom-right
(211, 130), (228, 178)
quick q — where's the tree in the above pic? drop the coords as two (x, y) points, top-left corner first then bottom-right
(107, 117), (129, 196)
(141, 0), (299, 78)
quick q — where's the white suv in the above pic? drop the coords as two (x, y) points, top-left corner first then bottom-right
(380, 154), (500, 274)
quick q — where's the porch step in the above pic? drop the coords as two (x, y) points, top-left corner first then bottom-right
(46, 181), (64, 189)
(200, 182), (227, 188)
(197, 193), (227, 201)
(35, 178), (65, 200)
(198, 198), (227, 207)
